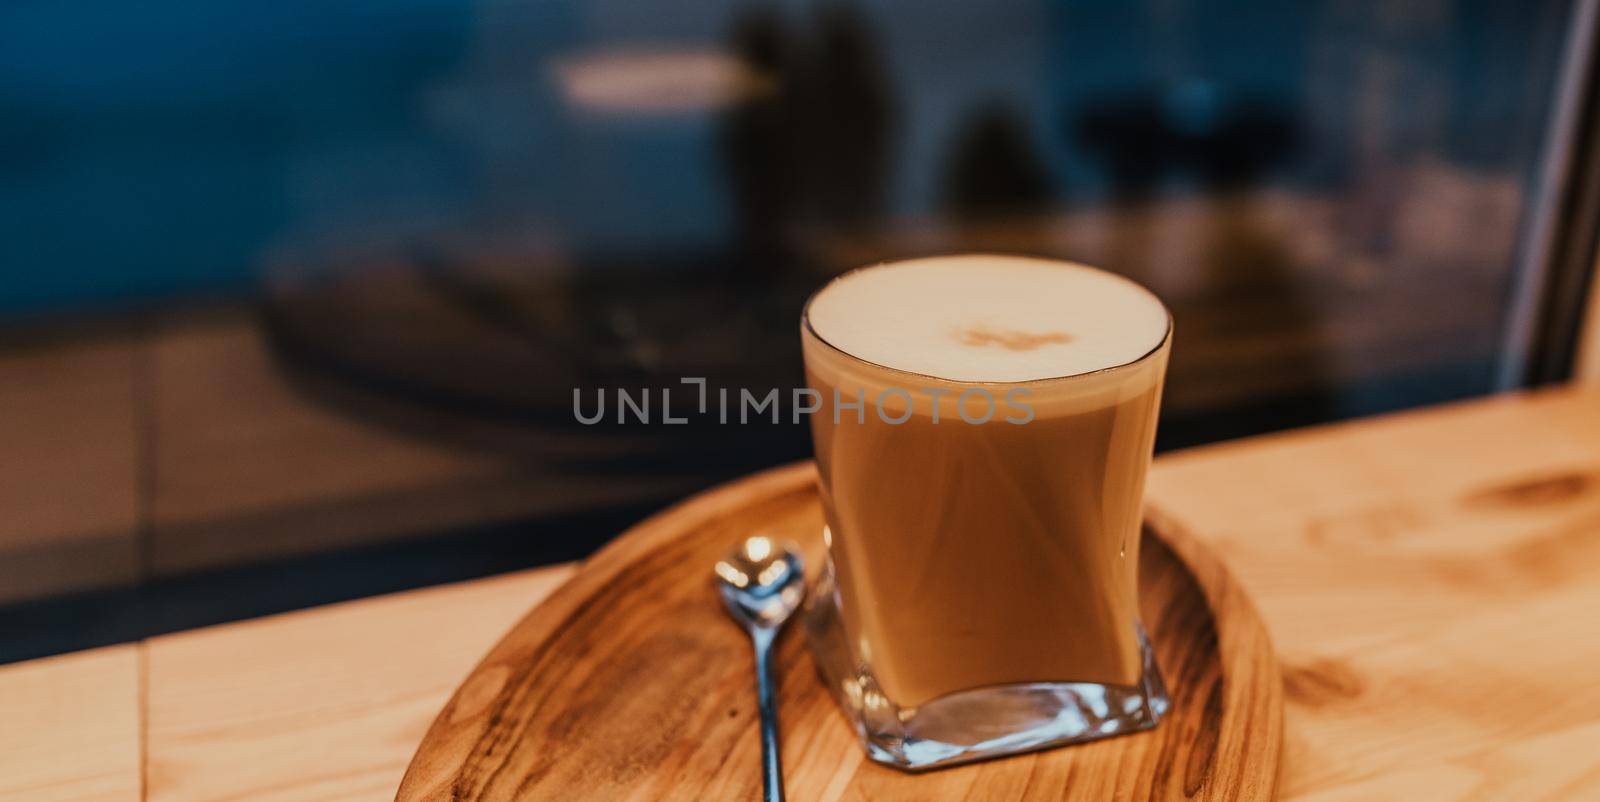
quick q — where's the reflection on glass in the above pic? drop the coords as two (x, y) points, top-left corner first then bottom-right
(0, 0), (1589, 658)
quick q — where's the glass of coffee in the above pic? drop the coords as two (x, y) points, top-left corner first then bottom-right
(800, 254), (1172, 770)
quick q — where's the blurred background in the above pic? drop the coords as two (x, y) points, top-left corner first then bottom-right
(3, 0), (1599, 661)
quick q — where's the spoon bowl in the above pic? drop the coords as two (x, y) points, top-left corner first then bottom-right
(715, 535), (806, 629)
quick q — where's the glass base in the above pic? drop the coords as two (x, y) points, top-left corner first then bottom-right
(804, 561), (1169, 771)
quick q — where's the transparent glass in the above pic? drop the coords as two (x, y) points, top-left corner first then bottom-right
(800, 268), (1172, 770)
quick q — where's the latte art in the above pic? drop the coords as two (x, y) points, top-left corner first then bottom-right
(804, 254), (1168, 383)
(952, 325), (1073, 351)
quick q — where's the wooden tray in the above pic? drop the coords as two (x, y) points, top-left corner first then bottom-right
(397, 462), (1283, 801)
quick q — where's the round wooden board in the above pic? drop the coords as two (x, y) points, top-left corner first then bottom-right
(397, 462), (1283, 801)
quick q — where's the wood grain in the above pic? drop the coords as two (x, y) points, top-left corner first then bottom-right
(11, 385), (1600, 801)
(396, 463), (1283, 802)
(0, 645), (141, 802)
(1147, 387), (1600, 800)
(142, 566), (575, 802)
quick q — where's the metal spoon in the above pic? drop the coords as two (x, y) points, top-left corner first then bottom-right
(715, 536), (805, 802)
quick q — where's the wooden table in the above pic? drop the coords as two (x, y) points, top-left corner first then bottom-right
(7, 386), (1600, 802)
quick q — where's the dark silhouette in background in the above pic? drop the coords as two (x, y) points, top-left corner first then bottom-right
(721, 3), (895, 269)
(795, 5), (895, 233)
(722, 9), (799, 270)
(941, 103), (1056, 222)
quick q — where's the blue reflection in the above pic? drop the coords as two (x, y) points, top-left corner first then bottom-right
(0, 0), (1572, 315)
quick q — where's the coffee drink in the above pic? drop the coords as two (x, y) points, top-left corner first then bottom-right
(801, 254), (1171, 768)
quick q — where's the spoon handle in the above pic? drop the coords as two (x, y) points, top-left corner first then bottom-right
(750, 626), (786, 802)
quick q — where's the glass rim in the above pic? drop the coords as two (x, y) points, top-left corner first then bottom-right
(800, 257), (1174, 387)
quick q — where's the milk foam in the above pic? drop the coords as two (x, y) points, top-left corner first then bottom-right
(805, 255), (1169, 383)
